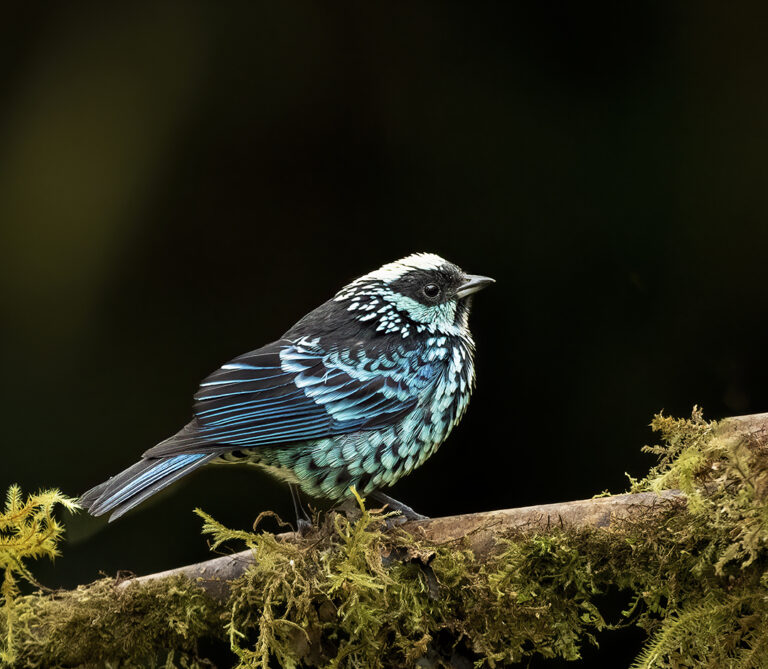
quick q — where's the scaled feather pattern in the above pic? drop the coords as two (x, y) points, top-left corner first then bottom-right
(80, 253), (493, 520)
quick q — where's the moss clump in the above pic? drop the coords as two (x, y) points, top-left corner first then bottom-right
(0, 485), (79, 665)
(638, 407), (768, 573)
(0, 487), (224, 668)
(197, 495), (458, 668)
(199, 492), (622, 667)
(6, 576), (223, 668)
(624, 408), (768, 667)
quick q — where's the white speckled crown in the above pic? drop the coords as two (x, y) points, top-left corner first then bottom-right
(364, 253), (449, 283)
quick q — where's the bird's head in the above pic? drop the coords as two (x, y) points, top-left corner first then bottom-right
(334, 253), (494, 337)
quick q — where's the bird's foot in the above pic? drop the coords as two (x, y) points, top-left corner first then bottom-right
(383, 515), (411, 529)
(289, 484), (313, 535)
(370, 491), (429, 522)
(296, 517), (312, 536)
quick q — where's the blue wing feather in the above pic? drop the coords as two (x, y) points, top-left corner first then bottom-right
(143, 338), (437, 458)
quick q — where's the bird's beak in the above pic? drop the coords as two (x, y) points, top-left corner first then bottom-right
(456, 274), (495, 299)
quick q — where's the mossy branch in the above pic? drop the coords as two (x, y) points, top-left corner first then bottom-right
(128, 488), (683, 601)
(6, 409), (768, 667)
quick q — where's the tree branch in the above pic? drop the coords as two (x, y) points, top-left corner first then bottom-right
(125, 489), (683, 600)
(9, 411), (768, 667)
(123, 411), (768, 599)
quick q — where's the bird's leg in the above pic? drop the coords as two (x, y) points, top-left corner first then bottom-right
(370, 491), (429, 522)
(289, 484), (312, 534)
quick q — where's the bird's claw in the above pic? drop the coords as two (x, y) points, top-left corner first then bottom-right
(296, 517), (313, 536)
(370, 491), (429, 523)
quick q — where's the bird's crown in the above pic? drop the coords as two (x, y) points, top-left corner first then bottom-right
(333, 253), (492, 337)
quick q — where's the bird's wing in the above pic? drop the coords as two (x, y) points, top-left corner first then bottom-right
(143, 338), (437, 458)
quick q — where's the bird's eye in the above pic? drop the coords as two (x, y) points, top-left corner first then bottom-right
(423, 283), (440, 299)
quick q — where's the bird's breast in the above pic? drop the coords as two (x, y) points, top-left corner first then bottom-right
(409, 336), (476, 456)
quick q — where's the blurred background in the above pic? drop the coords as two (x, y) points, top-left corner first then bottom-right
(2, 2), (767, 665)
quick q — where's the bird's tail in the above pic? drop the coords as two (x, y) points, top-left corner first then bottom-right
(80, 453), (217, 521)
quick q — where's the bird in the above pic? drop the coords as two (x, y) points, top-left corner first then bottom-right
(80, 253), (494, 528)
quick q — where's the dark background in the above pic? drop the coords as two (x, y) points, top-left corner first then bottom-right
(2, 2), (768, 666)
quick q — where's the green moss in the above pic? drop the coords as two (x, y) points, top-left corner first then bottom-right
(6, 408), (768, 667)
(196, 411), (768, 667)
(7, 576), (223, 668)
(1, 485), (80, 665)
(199, 491), (661, 667)
(637, 407), (768, 573)
(0, 487), (223, 668)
